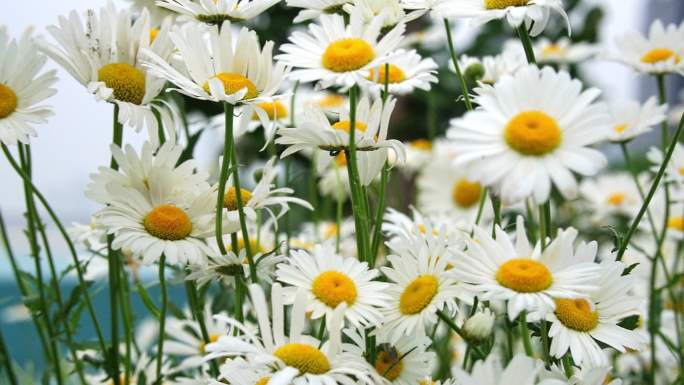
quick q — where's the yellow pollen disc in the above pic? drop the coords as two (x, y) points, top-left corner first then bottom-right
(322, 38), (375, 73)
(331, 120), (368, 133)
(399, 275), (439, 315)
(198, 334), (220, 353)
(223, 187), (253, 211)
(149, 28), (159, 43)
(452, 178), (482, 208)
(203, 72), (258, 99)
(367, 64), (406, 84)
(667, 216), (684, 231)
(641, 48), (682, 64)
(419, 380), (437, 385)
(678, 167), (684, 176)
(334, 152), (348, 167)
(0, 84), (18, 119)
(484, 0), (529, 9)
(253, 100), (288, 120)
(143, 204), (193, 241)
(323, 223), (339, 239)
(374, 349), (404, 381)
(311, 271), (357, 307)
(98, 63), (146, 105)
(410, 139), (433, 151)
(496, 259), (552, 293)
(554, 298), (599, 332)
(318, 94), (345, 109)
(255, 377), (271, 385)
(236, 238), (265, 254)
(614, 123), (628, 133)
(274, 343), (331, 374)
(606, 192), (626, 206)
(504, 111), (562, 156)
(541, 44), (565, 56)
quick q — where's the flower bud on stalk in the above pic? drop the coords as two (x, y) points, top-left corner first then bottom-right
(462, 308), (495, 343)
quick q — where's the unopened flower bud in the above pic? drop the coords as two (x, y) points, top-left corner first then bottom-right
(463, 308), (495, 343)
(464, 63), (485, 84)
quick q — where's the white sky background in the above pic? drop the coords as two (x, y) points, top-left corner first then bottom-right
(0, 0), (656, 276)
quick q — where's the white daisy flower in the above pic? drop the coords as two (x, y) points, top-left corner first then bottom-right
(39, 3), (179, 143)
(276, 244), (390, 327)
(447, 65), (610, 204)
(344, 328), (436, 385)
(362, 49), (438, 95)
(608, 96), (668, 142)
(276, 9), (406, 89)
(141, 21), (287, 108)
(94, 167), (223, 266)
(611, 19), (684, 75)
(286, 0), (350, 23)
(126, 0), (177, 25)
(451, 353), (543, 385)
(299, 89), (349, 118)
(635, 183), (684, 240)
(343, 0), (426, 30)
(647, 143), (684, 185)
(289, 219), (358, 257)
(432, 0), (570, 37)
(0, 27), (57, 146)
(86, 141), (209, 205)
(205, 283), (376, 385)
(380, 222), (462, 343)
(398, 138), (433, 174)
(456, 51), (526, 85)
(546, 261), (647, 368)
(318, 153), (352, 202)
(534, 37), (599, 65)
(452, 217), (602, 320)
(213, 358), (273, 385)
(156, 0), (281, 24)
(578, 173), (642, 221)
(382, 207), (467, 245)
(540, 364), (621, 385)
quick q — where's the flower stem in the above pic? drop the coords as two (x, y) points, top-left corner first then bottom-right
(516, 25), (537, 64)
(443, 18), (473, 111)
(436, 310), (466, 340)
(0, 328), (18, 385)
(519, 312), (534, 357)
(156, 254), (168, 382)
(215, 103), (234, 255)
(619, 142), (659, 240)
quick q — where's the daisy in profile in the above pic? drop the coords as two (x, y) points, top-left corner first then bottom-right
(399, 139), (433, 174)
(39, 3), (178, 142)
(300, 89), (349, 117)
(433, 0), (569, 37)
(277, 9), (405, 89)
(344, 328), (436, 385)
(381, 222), (462, 343)
(534, 38), (600, 65)
(546, 261), (647, 367)
(276, 245), (389, 326)
(286, 0), (350, 23)
(448, 65), (610, 204)
(451, 353), (542, 385)
(343, 0), (426, 30)
(0, 27), (57, 146)
(156, 0), (281, 24)
(205, 284), (376, 385)
(125, 0), (176, 25)
(612, 19), (684, 75)
(647, 143), (684, 185)
(141, 21), (287, 109)
(362, 49), (438, 95)
(452, 217), (601, 320)
(456, 51), (525, 85)
(607, 97), (667, 142)
(540, 365), (621, 385)
(578, 173), (642, 221)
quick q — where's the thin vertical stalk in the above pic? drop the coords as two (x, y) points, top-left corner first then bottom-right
(309, 152), (319, 237)
(519, 312), (534, 357)
(516, 25), (537, 64)
(184, 280), (219, 375)
(215, 103), (234, 255)
(0, 328), (18, 385)
(443, 18), (473, 110)
(156, 255), (168, 382)
(284, 81), (300, 253)
(491, 196), (501, 238)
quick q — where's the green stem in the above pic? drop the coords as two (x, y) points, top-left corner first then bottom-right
(436, 310), (467, 340)
(492, 196), (501, 238)
(562, 354), (574, 378)
(519, 312), (534, 357)
(309, 152), (319, 238)
(284, 81), (300, 253)
(443, 18), (473, 110)
(516, 25), (537, 64)
(540, 320), (551, 364)
(215, 103), (234, 255)
(184, 281), (219, 375)
(370, 161), (390, 265)
(156, 255), (168, 382)
(620, 143), (659, 243)
(539, 203), (551, 250)
(656, 75), (668, 148)
(0, 328), (18, 385)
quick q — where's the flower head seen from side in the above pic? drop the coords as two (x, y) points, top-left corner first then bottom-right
(540, 365), (622, 385)
(451, 353), (543, 385)
(647, 142), (684, 186)
(534, 38), (600, 65)
(275, 245), (390, 327)
(39, 3), (178, 142)
(456, 51), (526, 85)
(433, 0), (570, 37)
(612, 19), (684, 75)
(546, 261), (647, 368)
(156, 0), (281, 24)
(608, 96), (667, 143)
(578, 172), (642, 222)
(0, 27), (57, 146)
(343, 0), (426, 30)
(362, 49), (438, 95)
(276, 9), (406, 89)
(448, 65), (610, 205)
(286, 0), (351, 23)
(453, 217), (601, 321)
(205, 283), (376, 385)
(380, 222), (462, 343)
(141, 21), (287, 106)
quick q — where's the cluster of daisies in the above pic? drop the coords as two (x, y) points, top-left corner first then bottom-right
(2, 0), (684, 385)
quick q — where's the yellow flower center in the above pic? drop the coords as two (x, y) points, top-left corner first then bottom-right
(504, 111), (562, 156)
(236, 237), (266, 254)
(149, 28), (159, 43)
(399, 275), (439, 315)
(323, 223), (339, 239)
(198, 334), (220, 353)
(143, 204), (193, 241)
(374, 349), (404, 381)
(334, 152), (348, 167)
(496, 259), (552, 293)
(255, 377), (271, 385)
(223, 187), (253, 211)
(641, 48), (682, 64)
(203, 72), (258, 99)
(614, 123), (628, 133)
(97, 63), (146, 105)
(419, 380), (437, 385)
(678, 167), (684, 176)
(311, 271), (357, 308)
(541, 43), (565, 56)
(274, 343), (331, 374)
(451, 178), (482, 209)
(554, 298), (599, 332)
(484, 0), (529, 9)
(322, 38), (375, 73)
(254, 100), (288, 120)
(606, 192), (626, 206)
(410, 139), (433, 151)
(331, 120), (368, 133)
(667, 216), (684, 231)
(0, 84), (18, 119)
(318, 94), (345, 109)
(367, 64), (406, 84)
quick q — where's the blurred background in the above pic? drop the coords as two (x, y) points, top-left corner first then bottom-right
(1, 0), (682, 371)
